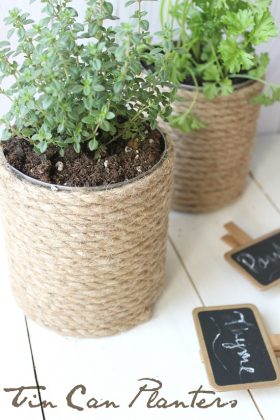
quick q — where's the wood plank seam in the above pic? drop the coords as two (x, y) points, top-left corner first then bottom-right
(249, 171), (280, 216)
(25, 317), (46, 420)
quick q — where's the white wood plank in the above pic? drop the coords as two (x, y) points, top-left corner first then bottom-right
(0, 221), (42, 418)
(169, 160), (280, 420)
(251, 134), (280, 211)
(26, 243), (261, 419)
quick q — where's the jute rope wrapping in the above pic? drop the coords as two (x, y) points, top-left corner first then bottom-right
(159, 81), (263, 212)
(0, 139), (174, 337)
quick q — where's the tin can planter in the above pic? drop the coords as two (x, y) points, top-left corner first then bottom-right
(159, 81), (263, 213)
(0, 135), (174, 337)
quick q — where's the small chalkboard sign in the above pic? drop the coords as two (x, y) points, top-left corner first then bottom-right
(193, 304), (280, 391)
(225, 229), (280, 289)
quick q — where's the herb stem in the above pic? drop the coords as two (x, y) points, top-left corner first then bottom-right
(180, 67), (199, 118)
(210, 42), (224, 80)
(229, 73), (275, 88)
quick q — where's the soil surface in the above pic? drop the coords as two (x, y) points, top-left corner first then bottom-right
(181, 72), (251, 87)
(144, 60), (250, 87)
(2, 130), (164, 187)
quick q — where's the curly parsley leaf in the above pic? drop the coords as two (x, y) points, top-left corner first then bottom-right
(223, 10), (254, 35)
(219, 39), (254, 73)
(250, 11), (278, 45)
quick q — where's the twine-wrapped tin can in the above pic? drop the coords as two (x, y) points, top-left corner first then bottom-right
(159, 81), (263, 212)
(0, 135), (174, 337)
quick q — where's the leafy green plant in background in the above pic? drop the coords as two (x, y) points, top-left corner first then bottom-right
(159, 0), (280, 133)
(0, 0), (174, 156)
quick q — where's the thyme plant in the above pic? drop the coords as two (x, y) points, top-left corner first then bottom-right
(0, 0), (174, 156)
(159, 0), (280, 133)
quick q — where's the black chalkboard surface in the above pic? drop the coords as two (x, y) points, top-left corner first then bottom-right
(193, 304), (280, 390)
(226, 230), (280, 289)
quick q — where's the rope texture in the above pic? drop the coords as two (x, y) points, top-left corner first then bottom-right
(159, 81), (262, 212)
(0, 141), (174, 337)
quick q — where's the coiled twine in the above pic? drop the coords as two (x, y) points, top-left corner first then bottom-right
(0, 138), (174, 337)
(159, 81), (262, 212)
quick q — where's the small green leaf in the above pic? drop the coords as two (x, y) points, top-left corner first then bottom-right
(1, 129), (12, 141)
(0, 41), (10, 48)
(140, 20), (149, 31)
(73, 23), (84, 32)
(220, 79), (233, 96)
(115, 45), (126, 61)
(74, 143), (81, 154)
(104, 2), (113, 15)
(204, 64), (220, 82)
(203, 83), (219, 100)
(88, 22), (99, 36)
(169, 113), (205, 133)
(38, 141), (48, 154)
(91, 59), (101, 71)
(42, 96), (53, 110)
(82, 116), (95, 124)
(71, 85), (83, 94)
(125, 0), (137, 6)
(93, 84), (105, 92)
(88, 138), (99, 151)
(39, 17), (51, 26)
(106, 112), (115, 120)
(100, 120), (110, 132)
(113, 82), (123, 94)
(7, 29), (15, 39)
(57, 123), (65, 133)
(83, 85), (91, 96)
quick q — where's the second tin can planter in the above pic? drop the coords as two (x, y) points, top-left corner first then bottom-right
(160, 81), (263, 213)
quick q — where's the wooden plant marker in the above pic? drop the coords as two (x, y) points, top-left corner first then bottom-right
(222, 222), (280, 290)
(271, 335), (280, 358)
(193, 304), (280, 391)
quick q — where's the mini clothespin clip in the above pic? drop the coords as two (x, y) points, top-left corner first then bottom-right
(222, 221), (253, 249)
(270, 335), (280, 358)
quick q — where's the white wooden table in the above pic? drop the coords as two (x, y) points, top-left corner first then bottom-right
(0, 134), (279, 420)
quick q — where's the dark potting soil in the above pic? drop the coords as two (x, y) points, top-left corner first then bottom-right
(2, 130), (164, 187)
(181, 72), (251, 87)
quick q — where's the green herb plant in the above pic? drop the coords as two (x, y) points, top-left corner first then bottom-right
(0, 0), (174, 156)
(159, 0), (280, 133)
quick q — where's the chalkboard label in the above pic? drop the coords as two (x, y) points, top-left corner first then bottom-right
(225, 230), (280, 289)
(193, 304), (280, 391)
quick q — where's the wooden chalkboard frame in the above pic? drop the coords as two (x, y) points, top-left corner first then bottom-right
(193, 304), (280, 391)
(225, 229), (280, 290)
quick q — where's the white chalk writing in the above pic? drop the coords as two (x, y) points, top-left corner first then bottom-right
(236, 242), (280, 275)
(211, 311), (255, 378)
